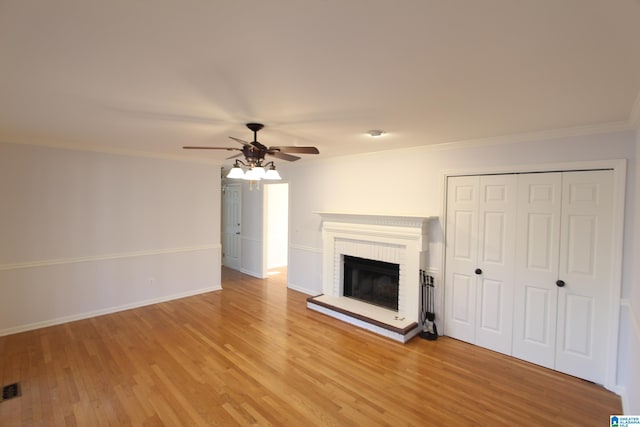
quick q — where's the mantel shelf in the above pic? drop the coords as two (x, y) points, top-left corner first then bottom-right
(314, 212), (435, 229)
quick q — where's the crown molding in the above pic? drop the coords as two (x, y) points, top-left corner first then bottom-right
(429, 120), (634, 153)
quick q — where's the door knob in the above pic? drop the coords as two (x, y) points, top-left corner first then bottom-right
(475, 268), (482, 275)
(556, 280), (566, 287)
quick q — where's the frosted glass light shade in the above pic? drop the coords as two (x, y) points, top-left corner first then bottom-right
(244, 167), (263, 180)
(264, 169), (282, 180)
(227, 167), (245, 179)
(253, 167), (266, 179)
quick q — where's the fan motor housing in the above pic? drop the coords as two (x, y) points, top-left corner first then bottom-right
(242, 146), (266, 164)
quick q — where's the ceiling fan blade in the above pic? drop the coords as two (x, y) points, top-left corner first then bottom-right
(183, 146), (241, 151)
(269, 151), (301, 162)
(226, 153), (244, 160)
(229, 136), (252, 146)
(270, 146), (319, 154)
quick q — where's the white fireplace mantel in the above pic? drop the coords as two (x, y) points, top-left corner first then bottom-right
(315, 211), (431, 228)
(310, 211), (434, 342)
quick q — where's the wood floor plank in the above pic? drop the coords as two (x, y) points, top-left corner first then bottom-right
(0, 267), (622, 426)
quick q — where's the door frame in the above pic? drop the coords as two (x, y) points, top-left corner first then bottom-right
(439, 159), (627, 392)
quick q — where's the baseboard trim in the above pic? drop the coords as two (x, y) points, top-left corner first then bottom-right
(616, 385), (629, 413)
(0, 284), (222, 337)
(240, 268), (266, 279)
(287, 282), (317, 295)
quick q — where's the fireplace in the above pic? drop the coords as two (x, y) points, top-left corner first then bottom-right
(307, 212), (433, 343)
(343, 255), (399, 311)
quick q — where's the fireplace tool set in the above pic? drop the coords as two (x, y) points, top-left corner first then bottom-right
(419, 270), (438, 340)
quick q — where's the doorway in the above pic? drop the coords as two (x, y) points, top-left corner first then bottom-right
(264, 182), (289, 277)
(221, 181), (289, 279)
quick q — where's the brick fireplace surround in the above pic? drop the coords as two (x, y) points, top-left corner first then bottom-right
(307, 212), (432, 343)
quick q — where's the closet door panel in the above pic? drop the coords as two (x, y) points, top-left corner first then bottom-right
(562, 294), (594, 355)
(522, 286), (552, 344)
(453, 210), (475, 260)
(445, 176), (479, 344)
(512, 173), (561, 369)
(474, 175), (516, 355)
(566, 215), (597, 275)
(450, 273), (474, 330)
(555, 170), (613, 384)
(526, 213), (555, 270)
(478, 278), (505, 331)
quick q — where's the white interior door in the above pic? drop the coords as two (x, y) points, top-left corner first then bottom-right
(555, 170), (613, 383)
(444, 175), (516, 355)
(222, 183), (242, 270)
(474, 175), (517, 355)
(445, 176), (479, 344)
(512, 172), (562, 369)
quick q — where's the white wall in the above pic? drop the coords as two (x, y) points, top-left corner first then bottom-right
(283, 129), (636, 399)
(0, 143), (222, 335)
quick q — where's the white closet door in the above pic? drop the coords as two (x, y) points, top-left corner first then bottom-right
(445, 175), (516, 354)
(512, 173), (562, 368)
(446, 170), (615, 384)
(474, 175), (517, 355)
(445, 176), (479, 344)
(555, 170), (613, 383)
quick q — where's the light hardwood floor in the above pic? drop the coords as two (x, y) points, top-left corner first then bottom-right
(0, 267), (622, 426)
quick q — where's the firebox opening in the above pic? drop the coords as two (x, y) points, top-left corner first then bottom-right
(343, 255), (400, 311)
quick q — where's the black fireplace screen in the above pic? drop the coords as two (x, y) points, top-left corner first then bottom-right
(343, 255), (400, 311)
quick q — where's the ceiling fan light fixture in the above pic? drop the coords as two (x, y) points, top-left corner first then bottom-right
(264, 164), (282, 180)
(253, 166), (266, 179)
(227, 162), (245, 179)
(188, 122), (318, 184)
(243, 168), (256, 180)
(244, 166), (264, 181)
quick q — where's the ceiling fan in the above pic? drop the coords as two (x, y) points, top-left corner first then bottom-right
(183, 123), (319, 180)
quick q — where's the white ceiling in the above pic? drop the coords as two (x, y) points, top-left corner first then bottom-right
(1, 0), (639, 163)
